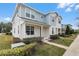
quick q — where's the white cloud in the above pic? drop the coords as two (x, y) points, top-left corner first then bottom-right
(70, 4), (75, 7)
(4, 17), (11, 21)
(0, 17), (11, 22)
(57, 3), (72, 9)
(57, 3), (66, 8)
(57, 3), (78, 13)
(65, 7), (72, 12)
(75, 5), (79, 10)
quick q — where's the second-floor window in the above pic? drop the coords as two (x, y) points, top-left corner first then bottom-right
(59, 20), (61, 24)
(31, 15), (35, 19)
(52, 19), (54, 22)
(52, 17), (54, 22)
(41, 16), (44, 18)
(26, 13), (30, 17)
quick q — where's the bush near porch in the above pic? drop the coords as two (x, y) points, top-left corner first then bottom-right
(23, 37), (43, 44)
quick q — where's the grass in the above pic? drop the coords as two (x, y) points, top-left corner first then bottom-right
(33, 43), (66, 56)
(0, 35), (13, 50)
(0, 35), (66, 56)
(51, 34), (77, 46)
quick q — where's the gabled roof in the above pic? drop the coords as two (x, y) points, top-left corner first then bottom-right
(11, 3), (20, 22)
(11, 3), (45, 22)
(12, 3), (62, 22)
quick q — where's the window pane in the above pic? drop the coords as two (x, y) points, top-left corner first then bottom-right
(52, 28), (54, 34)
(26, 13), (30, 17)
(31, 15), (35, 19)
(26, 31), (30, 35)
(18, 26), (19, 34)
(59, 21), (61, 23)
(31, 31), (34, 35)
(26, 26), (30, 31)
(31, 26), (34, 31)
(26, 26), (30, 35)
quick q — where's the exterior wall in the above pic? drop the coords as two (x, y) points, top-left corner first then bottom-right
(12, 4), (62, 40)
(12, 15), (20, 37)
(18, 5), (47, 24)
(12, 12), (25, 39)
(45, 13), (62, 35)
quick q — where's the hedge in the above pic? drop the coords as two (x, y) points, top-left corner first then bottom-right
(0, 43), (36, 56)
(23, 37), (42, 44)
(50, 35), (59, 40)
(6, 32), (12, 35)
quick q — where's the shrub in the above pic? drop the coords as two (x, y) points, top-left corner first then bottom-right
(22, 37), (42, 44)
(59, 33), (66, 37)
(65, 25), (71, 35)
(6, 32), (12, 35)
(70, 29), (75, 34)
(50, 35), (59, 40)
(0, 43), (36, 56)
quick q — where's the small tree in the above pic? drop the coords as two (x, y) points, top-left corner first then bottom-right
(76, 17), (79, 29)
(65, 25), (71, 35)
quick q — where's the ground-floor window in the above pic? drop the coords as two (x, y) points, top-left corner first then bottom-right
(18, 26), (19, 34)
(14, 28), (15, 34)
(26, 26), (34, 35)
(58, 28), (61, 34)
(52, 28), (54, 34)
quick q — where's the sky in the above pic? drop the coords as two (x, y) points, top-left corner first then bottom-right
(0, 3), (79, 29)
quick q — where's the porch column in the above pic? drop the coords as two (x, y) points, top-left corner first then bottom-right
(40, 25), (43, 38)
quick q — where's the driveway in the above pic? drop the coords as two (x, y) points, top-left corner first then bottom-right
(63, 35), (79, 56)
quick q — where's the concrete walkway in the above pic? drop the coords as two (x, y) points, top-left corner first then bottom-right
(63, 35), (79, 56)
(42, 40), (68, 50)
(11, 42), (25, 48)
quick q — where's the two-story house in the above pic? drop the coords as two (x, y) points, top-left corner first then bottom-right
(12, 3), (62, 40)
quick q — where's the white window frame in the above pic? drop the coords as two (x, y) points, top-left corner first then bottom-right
(26, 26), (34, 35)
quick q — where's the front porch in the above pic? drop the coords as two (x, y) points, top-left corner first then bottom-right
(19, 17), (50, 39)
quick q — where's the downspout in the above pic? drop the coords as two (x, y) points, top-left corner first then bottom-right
(39, 26), (41, 41)
(40, 26), (41, 38)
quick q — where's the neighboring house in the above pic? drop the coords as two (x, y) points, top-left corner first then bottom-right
(12, 3), (62, 40)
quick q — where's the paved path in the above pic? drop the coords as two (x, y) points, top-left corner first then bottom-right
(11, 42), (25, 48)
(42, 40), (68, 50)
(63, 35), (79, 56)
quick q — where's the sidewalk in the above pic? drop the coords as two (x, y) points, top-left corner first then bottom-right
(63, 35), (79, 56)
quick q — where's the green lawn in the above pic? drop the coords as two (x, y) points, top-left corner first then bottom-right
(0, 35), (13, 50)
(51, 34), (77, 46)
(0, 35), (66, 56)
(33, 43), (66, 56)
